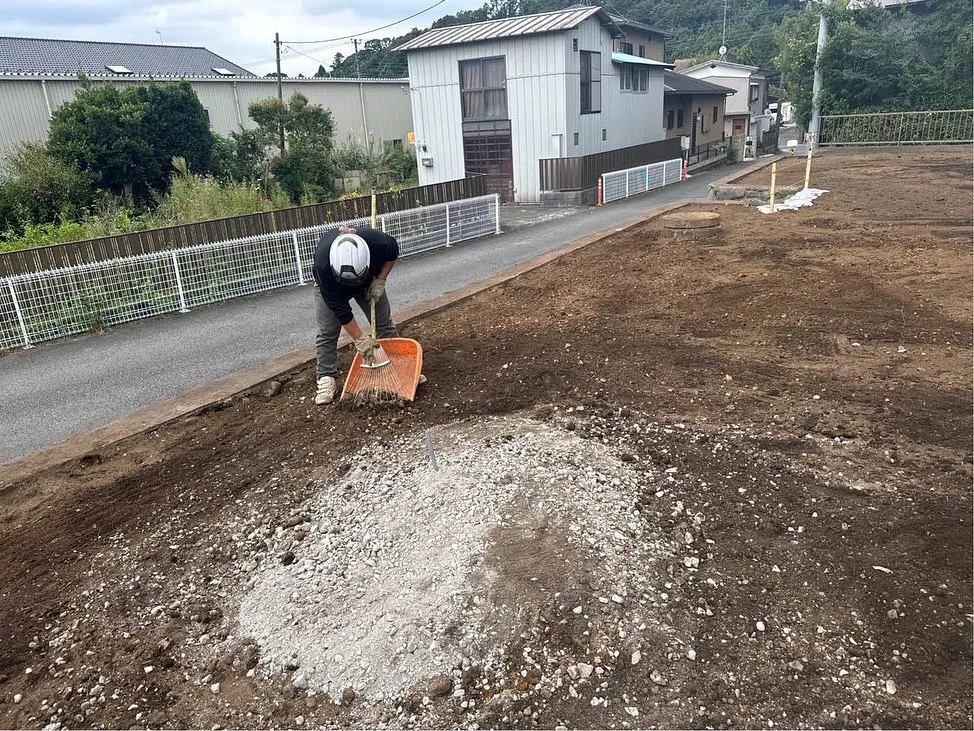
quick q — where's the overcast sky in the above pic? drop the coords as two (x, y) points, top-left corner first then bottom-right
(5, 0), (478, 77)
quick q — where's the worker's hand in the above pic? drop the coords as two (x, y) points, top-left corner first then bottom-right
(339, 224), (356, 234)
(353, 334), (378, 358)
(366, 278), (386, 302)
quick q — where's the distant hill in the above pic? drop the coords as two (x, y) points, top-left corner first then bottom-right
(325, 0), (801, 79)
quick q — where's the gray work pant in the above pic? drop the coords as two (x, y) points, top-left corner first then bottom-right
(314, 285), (399, 378)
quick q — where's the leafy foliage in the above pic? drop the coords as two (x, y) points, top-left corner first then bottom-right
(47, 81), (214, 200)
(248, 92), (337, 203)
(47, 83), (151, 200)
(0, 144), (95, 239)
(128, 81), (214, 191)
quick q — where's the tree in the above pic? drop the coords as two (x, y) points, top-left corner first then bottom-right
(47, 84), (151, 201)
(248, 92), (337, 202)
(128, 81), (213, 191)
(314, 64), (329, 78)
(211, 129), (265, 183)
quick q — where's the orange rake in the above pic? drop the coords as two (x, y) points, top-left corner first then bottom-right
(340, 300), (423, 403)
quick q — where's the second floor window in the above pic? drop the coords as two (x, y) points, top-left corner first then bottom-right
(619, 41), (633, 55)
(460, 57), (507, 120)
(580, 50), (601, 113)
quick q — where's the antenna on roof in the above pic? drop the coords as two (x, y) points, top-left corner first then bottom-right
(156, 30), (164, 44)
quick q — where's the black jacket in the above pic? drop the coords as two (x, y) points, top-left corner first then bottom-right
(312, 227), (399, 325)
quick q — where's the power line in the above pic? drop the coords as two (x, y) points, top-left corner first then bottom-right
(284, 0), (448, 44)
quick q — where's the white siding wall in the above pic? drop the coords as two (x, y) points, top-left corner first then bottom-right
(681, 67), (751, 115)
(0, 77), (412, 159)
(407, 32), (568, 202)
(406, 15), (666, 203)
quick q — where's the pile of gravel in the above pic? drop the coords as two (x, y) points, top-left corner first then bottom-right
(236, 413), (678, 706)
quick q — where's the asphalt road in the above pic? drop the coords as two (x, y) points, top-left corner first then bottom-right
(0, 164), (738, 463)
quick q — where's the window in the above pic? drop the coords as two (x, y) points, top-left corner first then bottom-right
(713, 105), (719, 123)
(638, 44), (645, 58)
(636, 67), (648, 92)
(749, 84), (760, 101)
(619, 41), (633, 55)
(667, 109), (675, 130)
(573, 132), (579, 146)
(620, 65), (632, 91)
(383, 138), (404, 152)
(677, 109), (684, 128)
(459, 57), (508, 121)
(579, 51), (601, 113)
(572, 38), (578, 51)
(602, 128), (607, 141)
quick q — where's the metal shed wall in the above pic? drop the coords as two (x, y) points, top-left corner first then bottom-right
(407, 30), (570, 203)
(0, 77), (412, 158)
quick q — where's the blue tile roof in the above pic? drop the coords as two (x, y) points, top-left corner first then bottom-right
(0, 36), (255, 78)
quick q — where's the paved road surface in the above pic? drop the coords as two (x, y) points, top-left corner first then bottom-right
(0, 165), (737, 463)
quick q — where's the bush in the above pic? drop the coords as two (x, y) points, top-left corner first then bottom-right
(0, 144), (95, 235)
(157, 157), (290, 224)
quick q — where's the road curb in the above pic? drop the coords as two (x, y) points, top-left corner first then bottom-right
(0, 199), (690, 484)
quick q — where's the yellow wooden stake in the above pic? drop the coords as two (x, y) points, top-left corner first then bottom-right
(804, 149), (813, 190)
(370, 188), (377, 228)
(769, 162), (778, 213)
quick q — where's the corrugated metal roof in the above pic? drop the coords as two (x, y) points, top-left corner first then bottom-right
(394, 7), (623, 51)
(610, 52), (672, 68)
(663, 70), (735, 95)
(0, 36), (256, 78)
(608, 15), (671, 39)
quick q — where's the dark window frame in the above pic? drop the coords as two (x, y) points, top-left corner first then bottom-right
(579, 50), (601, 114)
(459, 56), (508, 122)
(677, 108), (685, 128)
(667, 109), (675, 130)
(619, 41), (633, 55)
(713, 105), (719, 123)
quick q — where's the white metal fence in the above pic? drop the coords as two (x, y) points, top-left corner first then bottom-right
(601, 158), (684, 204)
(0, 194), (500, 350)
(820, 110), (974, 146)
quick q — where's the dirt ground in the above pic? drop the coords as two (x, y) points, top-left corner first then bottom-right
(0, 147), (971, 730)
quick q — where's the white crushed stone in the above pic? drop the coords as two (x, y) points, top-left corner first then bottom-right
(236, 414), (671, 701)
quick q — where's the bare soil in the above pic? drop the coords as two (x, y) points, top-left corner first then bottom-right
(1, 147), (971, 730)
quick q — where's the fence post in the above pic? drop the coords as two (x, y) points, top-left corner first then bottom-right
(645, 164), (650, 190)
(769, 162), (778, 214)
(625, 172), (630, 199)
(378, 215), (386, 233)
(804, 149), (813, 190)
(171, 252), (190, 313)
(445, 204), (451, 247)
(292, 231), (306, 285)
(6, 279), (33, 349)
(494, 194), (501, 234)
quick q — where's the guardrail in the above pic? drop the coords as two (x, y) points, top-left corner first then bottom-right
(820, 110), (974, 146)
(599, 158), (684, 204)
(0, 194), (500, 350)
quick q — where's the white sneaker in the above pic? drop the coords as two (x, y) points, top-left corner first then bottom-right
(315, 376), (337, 404)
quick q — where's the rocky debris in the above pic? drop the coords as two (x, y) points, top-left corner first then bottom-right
(6, 403), (965, 730)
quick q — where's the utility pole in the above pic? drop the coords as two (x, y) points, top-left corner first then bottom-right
(274, 32), (286, 154)
(807, 9), (828, 152)
(722, 0), (728, 50)
(352, 38), (361, 78)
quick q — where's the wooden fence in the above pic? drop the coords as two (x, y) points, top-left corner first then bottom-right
(0, 176), (487, 278)
(538, 138), (683, 192)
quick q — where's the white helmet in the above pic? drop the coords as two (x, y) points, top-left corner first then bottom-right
(329, 233), (370, 285)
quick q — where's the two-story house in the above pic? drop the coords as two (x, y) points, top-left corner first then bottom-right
(394, 7), (675, 204)
(679, 59), (770, 144)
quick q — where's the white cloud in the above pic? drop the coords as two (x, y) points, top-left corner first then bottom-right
(6, 0), (476, 77)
